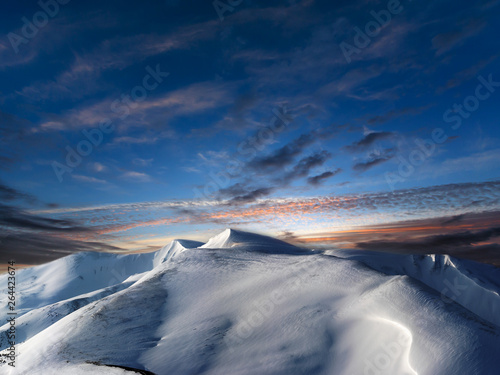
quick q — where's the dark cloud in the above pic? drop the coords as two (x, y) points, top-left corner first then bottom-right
(0, 111), (35, 168)
(307, 169), (342, 186)
(208, 121), (345, 204)
(219, 183), (250, 199)
(356, 227), (500, 265)
(0, 204), (89, 232)
(249, 133), (315, 171)
(345, 132), (396, 153)
(0, 156), (15, 170)
(231, 90), (258, 116)
(442, 214), (466, 226)
(0, 182), (37, 204)
(278, 230), (300, 244)
(432, 19), (486, 56)
(230, 187), (275, 203)
(281, 150), (331, 184)
(367, 106), (431, 125)
(0, 201), (120, 269)
(452, 244), (500, 266)
(353, 149), (396, 172)
(437, 55), (498, 92)
(0, 232), (124, 267)
(218, 183), (275, 204)
(218, 150), (331, 203)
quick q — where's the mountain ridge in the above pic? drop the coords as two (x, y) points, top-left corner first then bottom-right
(1, 229), (499, 374)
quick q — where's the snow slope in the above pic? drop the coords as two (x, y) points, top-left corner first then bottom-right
(1, 229), (499, 375)
(331, 250), (500, 327)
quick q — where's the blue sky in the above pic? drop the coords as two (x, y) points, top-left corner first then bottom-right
(1, 0), (500, 268)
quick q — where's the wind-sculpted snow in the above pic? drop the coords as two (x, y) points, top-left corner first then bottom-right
(153, 239), (205, 266)
(332, 250), (500, 327)
(1, 229), (499, 375)
(0, 252), (156, 320)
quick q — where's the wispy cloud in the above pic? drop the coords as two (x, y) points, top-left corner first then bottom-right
(366, 106), (431, 125)
(121, 171), (152, 183)
(307, 169), (342, 186)
(345, 131), (396, 153)
(37, 81), (234, 133)
(248, 134), (316, 171)
(73, 175), (108, 184)
(37, 180), (500, 236)
(353, 148), (396, 172)
(432, 19), (486, 56)
(0, 181), (37, 204)
(17, 19), (221, 100)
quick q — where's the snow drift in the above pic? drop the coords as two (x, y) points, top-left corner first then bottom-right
(1, 228), (499, 375)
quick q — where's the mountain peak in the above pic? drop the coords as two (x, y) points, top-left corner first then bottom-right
(200, 228), (309, 254)
(153, 239), (204, 266)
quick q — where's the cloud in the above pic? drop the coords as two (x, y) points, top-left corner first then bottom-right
(89, 162), (108, 173)
(434, 149), (500, 176)
(183, 166), (201, 173)
(437, 55), (498, 92)
(18, 55), (106, 101)
(0, 181), (37, 204)
(249, 133), (316, 171)
(296, 209), (500, 265)
(320, 66), (383, 97)
(366, 106), (431, 125)
(37, 81), (234, 133)
(121, 171), (152, 183)
(0, 204), (88, 232)
(231, 90), (259, 117)
(18, 19), (221, 100)
(357, 227), (500, 251)
(355, 226), (500, 265)
(230, 187), (276, 204)
(111, 136), (165, 145)
(281, 150), (331, 184)
(133, 158), (154, 167)
(441, 214), (466, 226)
(307, 169), (342, 186)
(36, 179), (500, 219)
(345, 131), (396, 153)
(73, 175), (108, 184)
(218, 183), (250, 199)
(353, 148), (396, 172)
(432, 19), (486, 56)
(217, 183), (276, 204)
(0, 111), (35, 168)
(216, 138), (334, 203)
(278, 230), (300, 244)
(0, 232), (125, 267)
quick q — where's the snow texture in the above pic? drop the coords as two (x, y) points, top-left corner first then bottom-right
(1, 229), (499, 375)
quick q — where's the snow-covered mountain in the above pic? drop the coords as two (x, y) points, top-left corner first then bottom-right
(1, 229), (499, 375)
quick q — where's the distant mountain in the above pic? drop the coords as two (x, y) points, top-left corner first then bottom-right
(1, 229), (499, 375)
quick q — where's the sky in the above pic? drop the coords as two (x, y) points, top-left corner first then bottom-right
(1, 0), (500, 270)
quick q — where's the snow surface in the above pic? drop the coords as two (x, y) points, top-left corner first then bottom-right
(1, 228), (499, 375)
